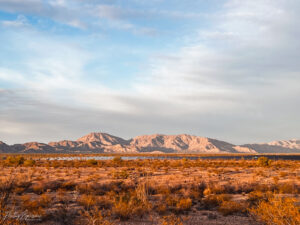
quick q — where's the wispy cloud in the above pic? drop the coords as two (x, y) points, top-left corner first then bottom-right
(1, 14), (29, 27)
(0, 0), (155, 33)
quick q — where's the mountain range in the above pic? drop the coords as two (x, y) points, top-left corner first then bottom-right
(0, 132), (299, 153)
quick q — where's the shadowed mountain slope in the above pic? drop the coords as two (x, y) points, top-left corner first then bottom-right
(0, 141), (11, 153)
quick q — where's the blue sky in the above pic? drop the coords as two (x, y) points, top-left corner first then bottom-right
(0, 0), (299, 144)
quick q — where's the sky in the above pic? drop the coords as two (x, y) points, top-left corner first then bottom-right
(0, 0), (299, 145)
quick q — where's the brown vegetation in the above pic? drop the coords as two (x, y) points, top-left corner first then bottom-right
(0, 155), (299, 224)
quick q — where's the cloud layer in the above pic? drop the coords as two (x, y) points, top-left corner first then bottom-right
(0, 0), (299, 144)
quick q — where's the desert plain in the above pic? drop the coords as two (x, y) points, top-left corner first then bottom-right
(0, 154), (299, 225)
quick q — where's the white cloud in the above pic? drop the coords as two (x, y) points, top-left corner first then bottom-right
(0, 26), (144, 117)
(0, 0), (300, 144)
(127, 0), (300, 141)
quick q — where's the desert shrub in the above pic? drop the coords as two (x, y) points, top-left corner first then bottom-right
(278, 182), (299, 194)
(111, 198), (131, 220)
(76, 183), (92, 194)
(44, 180), (64, 191)
(175, 198), (192, 213)
(5, 156), (25, 166)
(112, 193), (150, 220)
(203, 182), (235, 195)
(156, 185), (171, 195)
(57, 189), (72, 204)
(38, 193), (52, 208)
(279, 171), (288, 177)
(202, 194), (231, 209)
(24, 159), (36, 167)
(78, 194), (97, 210)
(14, 187), (26, 195)
(51, 161), (61, 168)
(76, 181), (125, 195)
(135, 182), (150, 204)
(192, 182), (206, 196)
(61, 181), (76, 191)
(50, 200), (77, 225)
(233, 182), (257, 194)
(250, 197), (300, 225)
(0, 177), (27, 225)
(218, 201), (246, 216)
(31, 182), (47, 194)
(19, 193), (51, 217)
(159, 215), (183, 225)
(165, 195), (177, 207)
(272, 176), (279, 184)
(86, 159), (98, 166)
(258, 183), (275, 193)
(80, 207), (113, 225)
(155, 203), (168, 215)
(112, 170), (129, 179)
(169, 184), (183, 194)
(247, 191), (273, 206)
(20, 194), (46, 216)
(111, 186), (151, 220)
(94, 196), (112, 209)
(203, 187), (211, 197)
(187, 187), (203, 199)
(257, 157), (271, 167)
(15, 156), (25, 165)
(112, 156), (123, 164)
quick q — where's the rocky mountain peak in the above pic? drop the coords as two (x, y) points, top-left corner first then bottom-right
(76, 132), (129, 145)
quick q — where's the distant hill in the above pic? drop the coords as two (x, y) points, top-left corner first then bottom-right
(0, 132), (299, 153)
(242, 139), (300, 153)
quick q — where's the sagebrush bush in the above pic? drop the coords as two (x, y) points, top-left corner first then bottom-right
(218, 201), (246, 216)
(159, 215), (183, 225)
(21, 194), (47, 216)
(24, 159), (36, 167)
(175, 198), (192, 212)
(247, 190), (273, 206)
(111, 186), (152, 220)
(78, 194), (97, 210)
(202, 194), (231, 209)
(250, 197), (300, 225)
(257, 157), (271, 167)
(0, 177), (26, 225)
(80, 207), (113, 225)
(112, 193), (148, 220)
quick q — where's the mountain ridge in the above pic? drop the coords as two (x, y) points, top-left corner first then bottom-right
(0, 132), (299, 153)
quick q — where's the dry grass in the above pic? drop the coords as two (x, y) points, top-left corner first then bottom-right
(0, 155), (299, 224)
